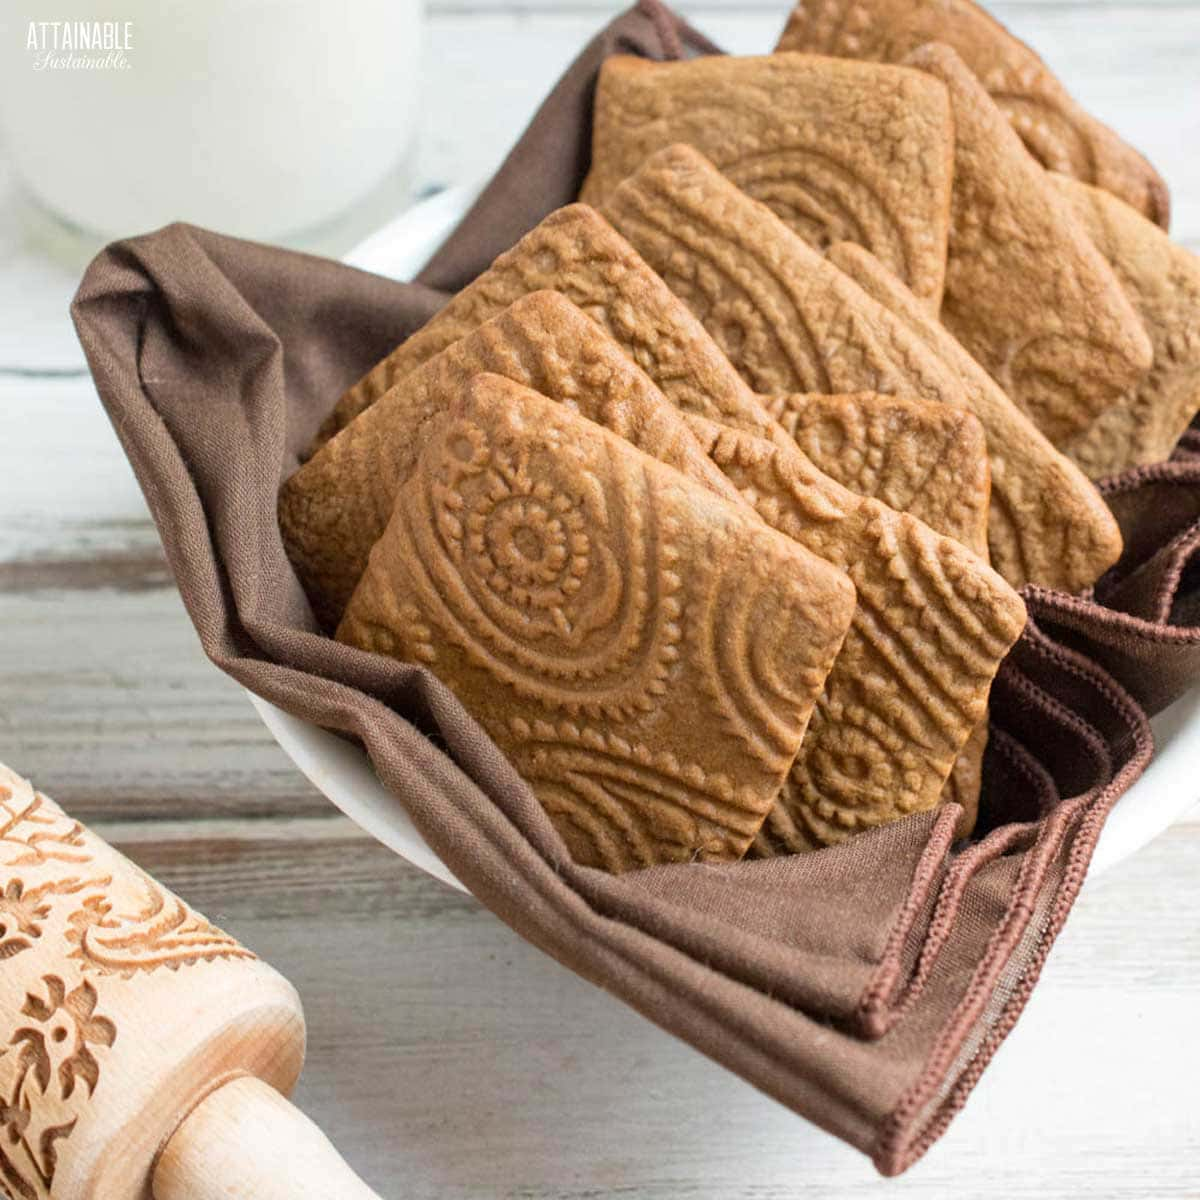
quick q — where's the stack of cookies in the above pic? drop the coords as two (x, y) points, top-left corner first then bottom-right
(279, 0), (1199, 874)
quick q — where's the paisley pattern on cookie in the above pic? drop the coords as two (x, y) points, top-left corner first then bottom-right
(904, 44), (1151, 445)
(682, 415), (1026, 854)
(600, 145), (968, 404)
(336, 375), (856, 871)
(599, 145), (1119, 591)
(767, 392), (990, 556)
(1050, 175), (1200, 479)
(768, 390), (993, 832)
(776, 0), (1170, 228)
(311, 204), (781, 453)
(281, 290), (746, 627)
(309, 207), (776, 452)
(578, 52), (953, 310)
(827, 240), (1123, 592)
(303, 197), (1026, 850)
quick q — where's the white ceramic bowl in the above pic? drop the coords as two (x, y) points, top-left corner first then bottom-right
(251, 187), (1200, 894)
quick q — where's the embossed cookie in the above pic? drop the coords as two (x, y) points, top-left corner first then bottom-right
(827, 240), (1123, 592)
(1049, 175), (1200, 479)
(578, 52), (953, 309)
(603, 144), (1122, 591)
(463, 249), (1030, 846)
(600, 144), (971, 402)
(769, 392), (991, 557)
(281, 290), (747, 627)
(311, 204), (775, 451)
(337, 374), (857, 872)
(769, 390), (992, 831)
(310, 200), (1025, 846)
(681, 415), (1026, 854)
(905, 43), (1152, 444)
(776, 0), (1171, 228)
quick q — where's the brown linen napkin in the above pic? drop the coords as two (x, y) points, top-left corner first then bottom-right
(71, 1), (1197, 1175)
(1024, 461), (1200, 713)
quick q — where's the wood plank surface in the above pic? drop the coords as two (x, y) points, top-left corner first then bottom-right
(5, 515), (1199, 1195)
(95, 818), (1198, 1199)
(1, 583), (329, 822)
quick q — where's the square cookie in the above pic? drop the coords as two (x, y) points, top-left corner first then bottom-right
(281, 290), (745, 627)
(578, 52), (953, 310)
(827, 240), (1123, 591)
(776, 0), (1170, 227)
(1051, 176), (1200, 479)
(906, 43), (1152, 445)
(337, 374), (856, 872)
(602, 143), (1121, 592)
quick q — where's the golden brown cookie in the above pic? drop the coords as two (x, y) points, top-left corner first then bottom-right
(578, 52), (953, 310)
(905, 43), (1152, 445)
(310, 203), (774, 452)
(602, 143), (1122, 592)
(305, 200), (1024, 845)
(681, 414), (1026, 854)
(1049, 175), (1200, 479)
(281, 290), (746, 628)
(543, 252), (1026, 850)
(600, 144), (970, 401)
(776, 0), (1170, 228)
(827, 240), (1124, 592)
(337, 374), (857, 872)
(943, 720), (989, 833)
(769, 390), (992, 832)
(769, 392), (991, 555)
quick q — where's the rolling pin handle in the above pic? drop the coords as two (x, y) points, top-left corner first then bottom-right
(152, 1075), (383, 1200)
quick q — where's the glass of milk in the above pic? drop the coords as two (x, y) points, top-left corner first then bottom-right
(0, 0), (423, 255)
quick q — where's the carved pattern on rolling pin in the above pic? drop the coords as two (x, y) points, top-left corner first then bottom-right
(0, 768), (255, 1197)
(65, 872), (253, 977)
(1, 974), (116, 1197)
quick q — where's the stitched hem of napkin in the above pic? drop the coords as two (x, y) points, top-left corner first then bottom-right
(872, 633), (1153, 1175)
(1027, 586), (1200, 649)
(854, 614), (1137, 1042)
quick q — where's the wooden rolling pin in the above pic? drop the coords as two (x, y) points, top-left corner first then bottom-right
(0, 762), (381, 1200)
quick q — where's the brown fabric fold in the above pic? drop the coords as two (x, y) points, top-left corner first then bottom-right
(71, 1), (1198, 1176)
(1024, 461), (1200, 715)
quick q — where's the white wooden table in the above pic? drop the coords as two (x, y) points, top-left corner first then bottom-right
(2, 3), (1199, 1194)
